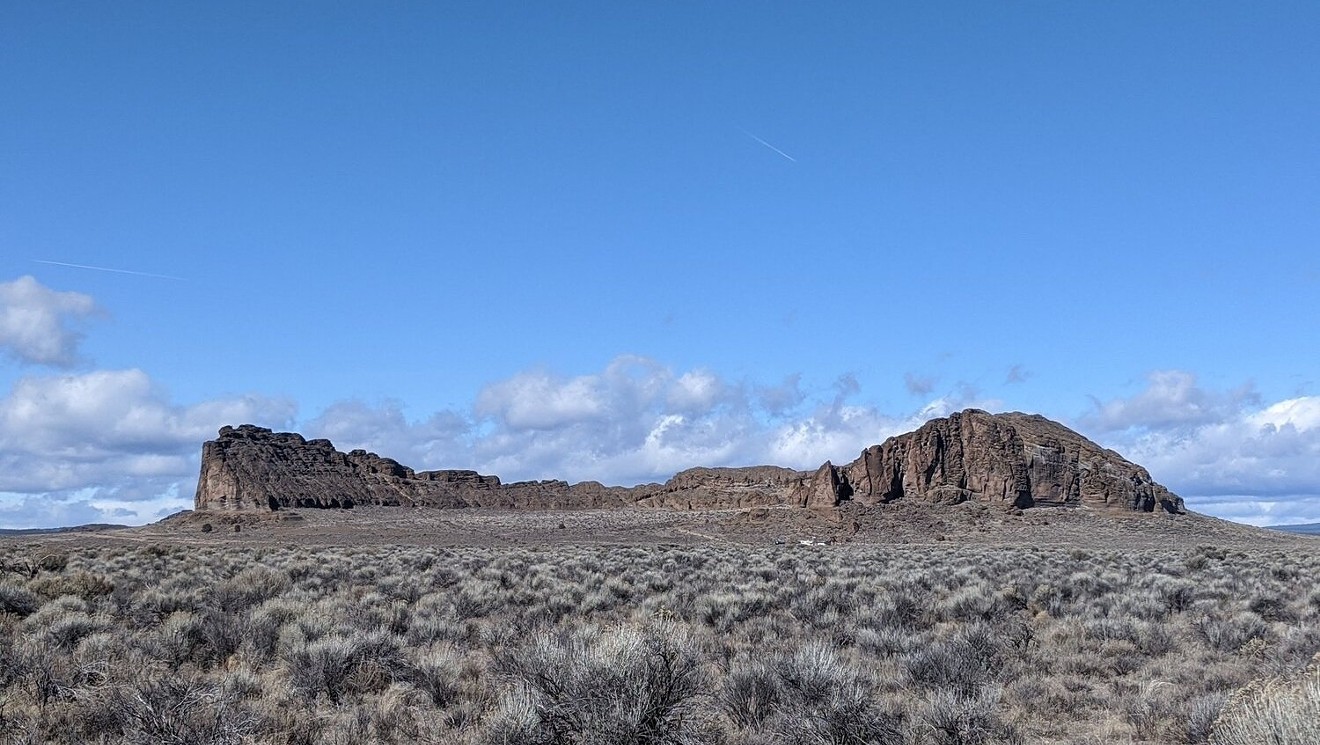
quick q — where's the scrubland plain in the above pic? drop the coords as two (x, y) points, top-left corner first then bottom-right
(1, 507), (1318, 744)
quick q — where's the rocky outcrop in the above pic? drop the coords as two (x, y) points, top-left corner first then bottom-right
(813, 410), (1184, 513)
(194, 425), (806, 512)
(194, 411), (1185, 515)
(795, 462), (853, 508)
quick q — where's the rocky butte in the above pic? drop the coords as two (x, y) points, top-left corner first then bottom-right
(194, 409), (1185, 516)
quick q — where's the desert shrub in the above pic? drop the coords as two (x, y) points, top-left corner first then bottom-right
(778, 651), (904, 744)
(774, 642), (856, 705)
(1, 539), (1317, 743)
(191, 606), (249, 666)
(404, 643), (462, 707)
(0, 629), (19, 688)
(133, 588), (200, 626)
(244, 600), (296, 663)
(915, 686), (1015, 745)
(1180, 692), (1228, 744)
(150, 611), (207, 668)
(285, 629), (405, 704)
(1210, 659), (1320, 745)
(16, 637), (90, 711)
(211, 566), (291, 613)
(938, 583), (1005, 623)
(104, 674), (257, 745)
(855, 624), (909, 657)
(1194, 613), (1268, 653)
(903, 622), (1005, 697)
(25, 571), (106, 602)
(876, 582), (932, 630)
(0, 583), (40, 617)
(36, 553), (69, 573)
(1247, 592), (1295, 623)
(487, 621), (707, 744)
(1120, 681), (1176, 740)
(1158, 579), (1198, 614)
(45, 612), (107, 650)
(286, 634), (361, 703)
(721, 660), (781, 728)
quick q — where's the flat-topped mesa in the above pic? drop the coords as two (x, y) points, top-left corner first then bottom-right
(797, 410), (1185, 514)
(193, 425), (805, 512)
(194, 411), (1185, 515)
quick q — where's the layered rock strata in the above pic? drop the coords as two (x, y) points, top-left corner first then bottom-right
(195, 410), (1184, 514)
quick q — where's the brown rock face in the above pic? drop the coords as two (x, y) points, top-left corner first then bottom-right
(834, 410), (1184, 513)
(194, 425), (805, 512)
(795, 462), (853, 508)
(194, 411), (1184, 515)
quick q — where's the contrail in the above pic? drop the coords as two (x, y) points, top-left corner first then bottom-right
(740, 128), (796, 162)
(34, 260), (185, 281)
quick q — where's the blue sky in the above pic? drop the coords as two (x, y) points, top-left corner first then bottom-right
(2, 2), (1318, 528)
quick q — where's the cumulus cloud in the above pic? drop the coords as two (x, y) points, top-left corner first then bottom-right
(4, 277), (1014, 528)
(0, 275), (99, 367)
(311, 363), (1320, 525)
(0, 368), (295, 528)
(304, 399), (469, 468)
(1084, 370), (1259, 432)
(470, 358), (788, 481)
(1085, 372), (1320, 525)
(310, 356), (1000, 488)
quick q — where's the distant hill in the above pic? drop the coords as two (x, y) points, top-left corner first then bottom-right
(1267, 523), (1320, 535)
(0, 524), (131, 537)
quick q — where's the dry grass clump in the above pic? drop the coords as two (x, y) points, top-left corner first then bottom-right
(1208, 654), (1320, 745)
(0, 540), (1316, 743)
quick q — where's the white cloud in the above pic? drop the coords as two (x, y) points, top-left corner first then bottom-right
(15, 287), (1313, 533)
(312, 355), (1000, 487)
(1084, 370), (1258, 432)
(0, 368), (295, 528)
(459, 356), (756, 482)
(1251, 397), (1320, 431)
(765, 405), (904, 468)
(0, 275), (99, 367)
(1186, 494), (1320, 528)
(477, 367), (611, 430)
(666, 370), (727, 413)
(1086, 371), (1320, 524)
(304, 399), (469, 468)
(310, 366), (1320, 526)
(0, 370), (294, 469)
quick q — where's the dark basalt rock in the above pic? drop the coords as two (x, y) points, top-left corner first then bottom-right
(194, 411), (1184, 515)
(194, 425), (805, 512)
(826, 410), (1184, 514)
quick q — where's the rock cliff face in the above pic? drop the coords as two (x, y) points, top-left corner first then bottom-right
(194, 411), (1184, 515)
(194, 425), (806, 512)
(799, 410), (1184, 513)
